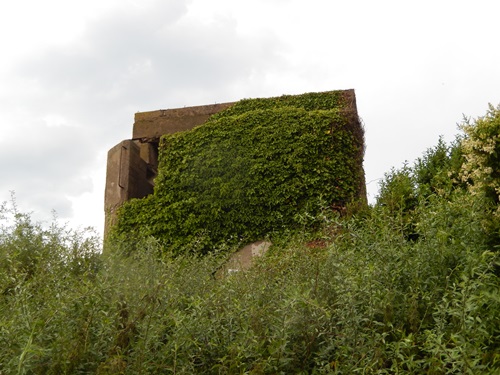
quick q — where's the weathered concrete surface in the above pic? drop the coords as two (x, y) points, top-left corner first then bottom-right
(133, 102), (235, 141)
(216, 240), (272, 278)
(104, 140), (154, 235)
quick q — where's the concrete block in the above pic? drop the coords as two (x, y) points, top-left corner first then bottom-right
(104, 140), (154, 235)
(133, 102), (235, 140)
(218, 240), (272, 277)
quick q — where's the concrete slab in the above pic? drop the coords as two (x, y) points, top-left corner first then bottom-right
(218, 240), (272, 277)
(133, 102), (235, 140)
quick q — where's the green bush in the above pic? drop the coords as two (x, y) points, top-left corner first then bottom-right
(2, 185), (499, 373)
(414, 136), (466, 199)
(0, 198), (103, 374)
(460, 104), (500, 247)
(376, 135), (467, 241)
(461, 103), (500, 205)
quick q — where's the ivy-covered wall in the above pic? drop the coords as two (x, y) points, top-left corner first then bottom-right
(110, 90), (366, 254)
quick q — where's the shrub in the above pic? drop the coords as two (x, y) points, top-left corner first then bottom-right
(0, 198), (102, 374)
(460, 103), (500, 247)
(414, 136), (467, 199)
(460, 103), (500, 205)
(2, 186), (499, 373)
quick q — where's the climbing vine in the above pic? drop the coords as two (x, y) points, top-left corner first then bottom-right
(110, 91), (366, 254)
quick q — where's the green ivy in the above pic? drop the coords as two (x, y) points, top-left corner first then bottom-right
(110, 91), (366, 254)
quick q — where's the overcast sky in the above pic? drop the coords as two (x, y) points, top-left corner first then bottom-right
(1, 0), (499, 235)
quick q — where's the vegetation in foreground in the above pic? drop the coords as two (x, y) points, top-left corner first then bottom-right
(1, 105), (499, 374)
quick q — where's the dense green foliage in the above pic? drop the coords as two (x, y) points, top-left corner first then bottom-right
(461, 103), (500, 205)
(110, 91), (365, 255)
(1, 104), (499, 373)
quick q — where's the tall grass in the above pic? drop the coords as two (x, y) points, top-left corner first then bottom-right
(1, 187), (499, 373)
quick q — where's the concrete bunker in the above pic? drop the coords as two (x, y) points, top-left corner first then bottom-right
(105, 90), (366, 256)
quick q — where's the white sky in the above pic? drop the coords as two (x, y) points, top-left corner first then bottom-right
(1, 0), (499, 236)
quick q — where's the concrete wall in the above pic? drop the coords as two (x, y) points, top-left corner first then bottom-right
(104, 140), (154, 234)
(133, 102), (235, 141)
(215, 240), (272, 278)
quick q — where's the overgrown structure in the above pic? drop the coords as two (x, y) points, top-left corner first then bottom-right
(104, 89), (366, 252)
(105, 102), (235, 234)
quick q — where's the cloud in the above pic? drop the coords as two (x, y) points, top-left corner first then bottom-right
(0, 119), (94, 217)
(9, 0), (284, 126)
(0, 0), (285, 222)
(15, 0), (282, 102)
